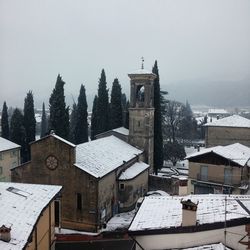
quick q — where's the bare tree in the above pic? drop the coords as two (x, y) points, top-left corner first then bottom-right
(162, 100), (184, 142)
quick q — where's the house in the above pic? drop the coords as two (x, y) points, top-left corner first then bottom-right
(207, 109), (230, 121)
(0, 137), (21, 182)
(0, 182), (62, 250)
(128, 194), (250, 250)
(11, 134), (149, 232)
(187, 143), (250, 194)
(204, 115), (250, 147)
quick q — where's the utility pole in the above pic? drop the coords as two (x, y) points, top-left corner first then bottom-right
(224, 195), (227, 249)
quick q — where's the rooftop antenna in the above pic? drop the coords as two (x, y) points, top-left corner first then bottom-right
(141, 57), (144, 69)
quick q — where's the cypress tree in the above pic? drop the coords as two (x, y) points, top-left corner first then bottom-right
(96, 69), (109, 134)
(1, 101), (9, 139)
(49, 74), (69, 139)
(75, 85), (88, 144)
(23, 91), (36, 161)
(110, 78), (123, 129)
(121, 93), (127, 127)
(152, 60), (163, 174)
(124, 100), (129, 129)
(90, 95), (98, 140)
(40, 102), (48, 138)
(69, 102), (77, 144)
(10, 108), (26, 163)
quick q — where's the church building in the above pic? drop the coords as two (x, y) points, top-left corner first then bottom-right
(11, 65), (156, 232)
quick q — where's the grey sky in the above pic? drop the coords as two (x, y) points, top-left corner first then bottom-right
(0, 0), (249, 109)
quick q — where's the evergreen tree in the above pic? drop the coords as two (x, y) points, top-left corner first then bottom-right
(49, 74), (69, 139)
(124, 100), (129, 129)
(152, 60), (163, 174)
(96, 69), (109, 134)
(69, 102), (77, 144)
(40, 102), (48, 138)
(121, 93), (127, 127)
(163, 141), (186, 166)
(91, 95), (98, 140)
(23, 91), (36, 161)
(110, 78), (123, 129)
(10, 108), (26, 163)
(75, 85), (88, 144)
(179, 101), (198, 140)
(1, 101), (9, 139)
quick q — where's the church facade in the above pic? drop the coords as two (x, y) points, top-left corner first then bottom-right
(11, 67), (155, 232)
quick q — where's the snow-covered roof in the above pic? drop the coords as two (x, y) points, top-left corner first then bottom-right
(129, 194), (250, 232)
(204, 115), (250, 128)
(0, 137), (20, 152)
(119, 161), (149, 180)
(52, 134), (76, 147)
(75, 136), (143, 178)
(112, 127), (129, 136)
(208, 109), (229, 115)
(186, 143), (250, 167)
(128, 68), (155, 75)
(0, 182), (62, 250)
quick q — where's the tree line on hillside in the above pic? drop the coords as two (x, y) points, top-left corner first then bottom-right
(1, 60), (202, 173)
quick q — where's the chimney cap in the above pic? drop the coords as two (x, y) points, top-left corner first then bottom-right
(0, 225), (11, 233)
(181, 199), (199, 211)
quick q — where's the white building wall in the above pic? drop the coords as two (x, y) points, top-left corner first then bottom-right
(134, 225), (246, 250)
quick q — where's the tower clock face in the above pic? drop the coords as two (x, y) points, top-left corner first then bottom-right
(46, 155), (58, 170)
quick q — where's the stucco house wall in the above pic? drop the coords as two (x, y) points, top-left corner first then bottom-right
(118, 170), (148, 211)
(26, 201), (56, 250)
(205, 126), (250, 147)
(134, 225), (246, 250)
(0, 148), (20, 182)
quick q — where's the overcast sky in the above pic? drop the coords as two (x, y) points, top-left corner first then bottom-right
(0, 0), (249, 109)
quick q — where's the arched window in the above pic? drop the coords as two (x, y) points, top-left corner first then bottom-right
(136, 85), (145, 102)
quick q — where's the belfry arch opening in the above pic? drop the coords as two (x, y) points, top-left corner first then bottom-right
(136, 85), (145, 103)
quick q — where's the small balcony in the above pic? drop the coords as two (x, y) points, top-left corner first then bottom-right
(196, 173), (241, 187)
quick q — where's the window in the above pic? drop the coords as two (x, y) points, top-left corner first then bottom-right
(0, 153), (3, 160)
(224, 168), (232, 185)
(10, 150), (17, 158)
(54, 200), (60, 227)
(200, 165), (208, 181)
(120, 183), (125, 190)
(0, 166), (2, 175)
(76, 193), (82, 211)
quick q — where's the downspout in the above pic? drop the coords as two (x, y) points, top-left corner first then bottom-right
(49, 204), (51, 247)
(96, 178), (99, 232)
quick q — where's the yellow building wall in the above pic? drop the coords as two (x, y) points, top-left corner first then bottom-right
(188, 162), (243, 194)
(25, 201), (55, 250)
(0, 148), (20, 182)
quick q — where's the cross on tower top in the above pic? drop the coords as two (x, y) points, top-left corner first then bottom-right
(141, 57), (144, 69)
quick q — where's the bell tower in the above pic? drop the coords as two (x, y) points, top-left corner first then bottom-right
(128, 59), (156, 173)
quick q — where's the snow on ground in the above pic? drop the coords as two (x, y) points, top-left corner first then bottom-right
(104, 210), (136, 232)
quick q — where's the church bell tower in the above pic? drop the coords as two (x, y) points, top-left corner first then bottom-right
(128, 60), (156, 173)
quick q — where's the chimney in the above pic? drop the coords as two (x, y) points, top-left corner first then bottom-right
(0, 225), (11, 242)
(181, 199), (198, 227)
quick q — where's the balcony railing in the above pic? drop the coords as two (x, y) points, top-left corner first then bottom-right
(196, 173), (241, 186)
